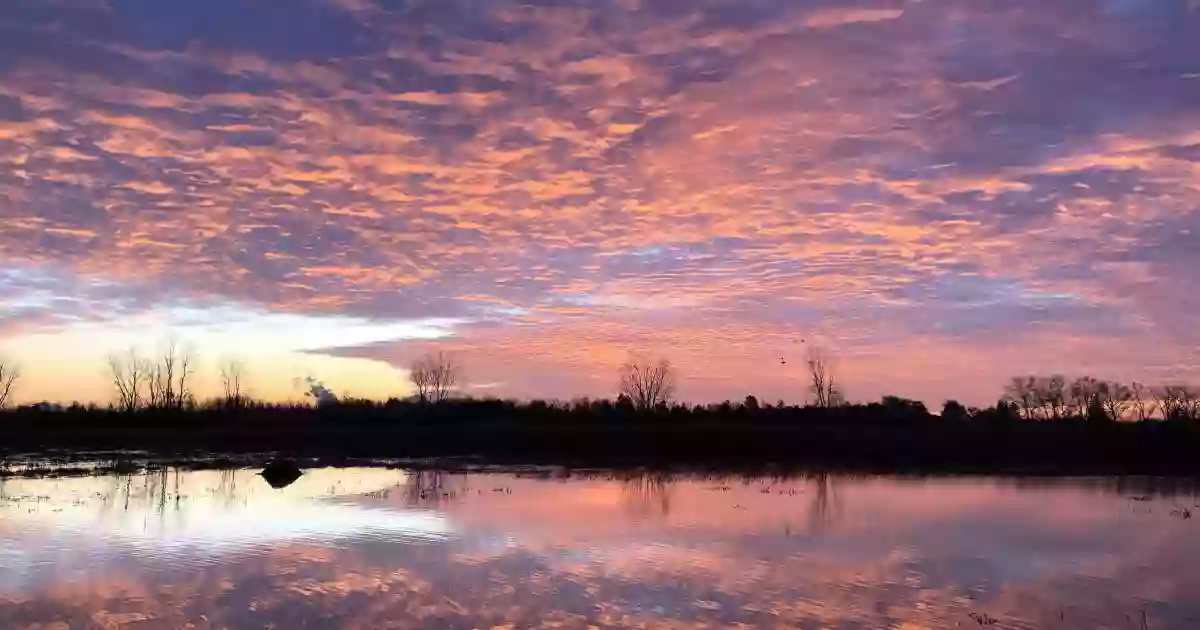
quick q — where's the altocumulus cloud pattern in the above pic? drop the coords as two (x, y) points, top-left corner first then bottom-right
(1, 0), (1199, 404)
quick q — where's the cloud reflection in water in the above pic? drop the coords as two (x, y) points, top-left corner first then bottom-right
(1, 468), (1198, 628)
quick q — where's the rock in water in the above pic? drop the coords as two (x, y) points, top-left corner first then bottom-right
(260, 461), (303, 489)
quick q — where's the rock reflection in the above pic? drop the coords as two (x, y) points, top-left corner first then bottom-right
(259, 461), (304, 489)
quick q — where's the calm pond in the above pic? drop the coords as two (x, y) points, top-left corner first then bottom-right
(1, 466), (1198, 629)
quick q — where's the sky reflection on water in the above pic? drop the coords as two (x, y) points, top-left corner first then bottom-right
(1, 468), (1198, 629)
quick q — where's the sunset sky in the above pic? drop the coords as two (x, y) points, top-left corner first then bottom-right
(1, 0), (1198, 406)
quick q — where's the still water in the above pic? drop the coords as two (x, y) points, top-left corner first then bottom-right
(1, 467), (1198, 629)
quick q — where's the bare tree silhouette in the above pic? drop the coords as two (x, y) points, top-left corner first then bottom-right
(1067, 376), (1103, 419)
(106, 339), (195, 411)
(1098, 380), (1133, 421)
(107, 348), (150, 411)
(618, 354), (676, 410)
(1130, 381), (1154, 421)
(219, 357), (248, 407)
(1004, 376), (1040, 420)
(1006, 375), (1070, 420)
(1155, 385), (1200, 420)
(806, 346), (842, 407)
(0, 358), (20, 409)
(147, 338), (195, 410)
(1002, 375), (1200, 421)
(409, 352), (461, 403)
(1041, 375), (1069, 420)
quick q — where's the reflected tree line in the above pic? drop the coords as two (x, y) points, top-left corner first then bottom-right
(391, 469), (845, 534)
(0, 462), (840, 533)
(4, 463), (1198, 546)
(619, 472), (842, 533)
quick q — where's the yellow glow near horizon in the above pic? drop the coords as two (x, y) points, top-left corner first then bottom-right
(0, 305), (464, 405)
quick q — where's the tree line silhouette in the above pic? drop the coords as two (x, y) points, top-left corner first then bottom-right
(1, 345), (1199, 473)
(1001, 375), (1199, 422)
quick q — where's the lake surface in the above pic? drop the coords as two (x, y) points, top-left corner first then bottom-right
(1, 467), (1198, 629)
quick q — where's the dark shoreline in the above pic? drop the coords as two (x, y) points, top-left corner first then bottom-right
(6, 451), (1200, 508)
(4, 398), (1200, 477)
(4, 420), (1200, 478)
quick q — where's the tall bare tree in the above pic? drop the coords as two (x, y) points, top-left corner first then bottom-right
(618, 354), (676, 411)
(806, 346), (842, 408)
(147, 338), (195, 410)
(1004, 375), (1070, 420)
(1003, 376), (1040, 420)
(1180, 386), (1200, 420)
(1036, 375), (1069, 420)
(409, 351), (461, 403)
(1156, 384), (1200, 420)
(1130, 381), (1154, 421)
(1068, 376), (1101, 418)
(0, 358), (20, 409)
(1181, 386), (1200, 420)
(1155, 385), (1184, 420)
(107, 348), (150, 411)
(219, 357), (248, 407)
(1098, 380), (1132, 421)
